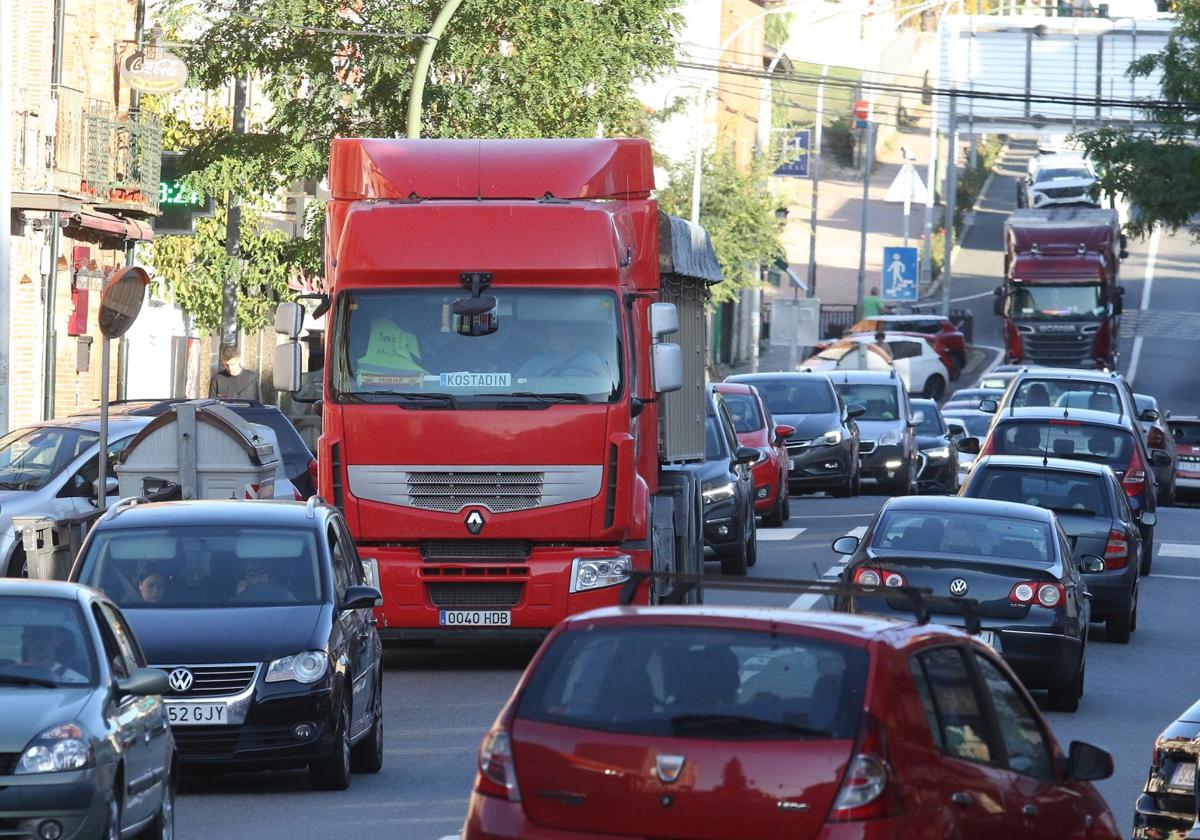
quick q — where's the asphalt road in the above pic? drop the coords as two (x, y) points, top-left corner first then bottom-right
(175, 146), (1200, 837)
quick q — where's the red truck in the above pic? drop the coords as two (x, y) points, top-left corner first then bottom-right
(994, 207), (1127, 368)
(273, 138), (720, 639)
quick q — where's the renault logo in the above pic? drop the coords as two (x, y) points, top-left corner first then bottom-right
(655, 755), (685, 784)
(167, 668), (194, 693)
(464, 510), (486, 535)
(949, 578), (969, 597)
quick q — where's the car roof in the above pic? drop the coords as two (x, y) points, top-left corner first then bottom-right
(826, 369), (901, 386)
(868, 315), (948, 323)
(1011, 368), (1124, 384)
(91, 499), (327, 531)
(712, 382), (756, 396)
(726, 371), (832, 383)
(16, 416), (152, 435)
(881, 493), (1056, 523)
(0, 578), (98, 602)
(972, 454), (1117, 477)
(994, 406), (1133, 429)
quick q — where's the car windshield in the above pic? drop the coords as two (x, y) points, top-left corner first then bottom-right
(0, 426), (97, 491)
(738, 378), (835, 414)
(914, 407), (944, 435)
(722, 393), (764, 433)
(332, 288), (622, 405)
(834, 384), (898, 421)
(518, 625), (868, 740)
(1010, 379), (1122, 413)
(945, 413), (993, 437)
(1035, 167), (1092, 183)
(0, 598), (96, 687)
(970, 468), (1111, 516)
(873, 510), (1053, 563)
(1172, 423), (1200, 445)
(77, 527), (324, 609)
(1009, 285), (1105, 320)
(990, 421), (1132, 469)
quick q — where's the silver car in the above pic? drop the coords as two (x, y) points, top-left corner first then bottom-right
(0, 579), (175, 839)
(0, 417), (151, 576)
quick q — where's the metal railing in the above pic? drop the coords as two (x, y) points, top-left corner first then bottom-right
(819, 304), (858, 340)
(12, 84), (85, 196)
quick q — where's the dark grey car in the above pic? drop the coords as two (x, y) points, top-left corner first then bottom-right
(960, 455), (1147, 644)
(828, 370), (920, 495)
(0, 580), (175, 840)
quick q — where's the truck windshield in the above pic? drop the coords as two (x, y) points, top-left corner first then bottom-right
(1009, 285), (1104, 320)
(333, 288), (622, 405)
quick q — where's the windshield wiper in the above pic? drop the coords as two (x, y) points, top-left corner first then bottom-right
(1046, 506), (1096, 517)
(670, 713), (831, 738)
(353, 391), (457, 409)
(0, 672), (61, 688)
(501, 392), (590, 405)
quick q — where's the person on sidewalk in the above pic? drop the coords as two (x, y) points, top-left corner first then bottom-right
(210, 346), (260, 400)
(861, 287), (884, 318)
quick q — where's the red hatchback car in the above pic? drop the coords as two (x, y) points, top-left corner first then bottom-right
(462, 605), (1120, 840)
(713, 383), (794, 526)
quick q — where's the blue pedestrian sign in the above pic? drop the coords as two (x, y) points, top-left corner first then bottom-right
(773, 130), (811, 178)
(881, 246), (919, 302)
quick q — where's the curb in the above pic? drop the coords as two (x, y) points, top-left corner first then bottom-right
(920, 155), (1002, 305)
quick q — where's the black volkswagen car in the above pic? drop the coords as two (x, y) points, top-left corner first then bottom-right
(831, 495), (1098, 712)
(724, 372), (863, 496)
(961, 455), (1147, 643)
(70, 498), (383, 790)
(700, 386), (758, 576)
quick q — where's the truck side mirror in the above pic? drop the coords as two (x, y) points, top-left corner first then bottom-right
(275, 303), (305, 339)
(992, 286), (1004, 317)
(649, 302), (679, 340)
(274, 342), (302, 393)
(652, 342), (682, 394)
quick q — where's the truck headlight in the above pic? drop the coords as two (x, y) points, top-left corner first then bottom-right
(878, 431), (900, 446)
(570, 555), (631, 593)
(702, 481), (736, 503)
(817, 429), (844, 446)
(266, 651), (329, 684)
(16, 722), (92, 774)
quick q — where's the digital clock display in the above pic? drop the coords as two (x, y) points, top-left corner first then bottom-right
(158, 179), (203, 206)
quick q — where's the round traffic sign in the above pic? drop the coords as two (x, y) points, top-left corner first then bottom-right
(853, 100), (870, 121)
(98, 266), (150, 339)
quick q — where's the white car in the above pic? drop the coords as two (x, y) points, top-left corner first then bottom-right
(1020, 153), (1099, 209)
(847, 334), (950, 401)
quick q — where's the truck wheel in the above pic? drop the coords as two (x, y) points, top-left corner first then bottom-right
(923, 374), (946, 401)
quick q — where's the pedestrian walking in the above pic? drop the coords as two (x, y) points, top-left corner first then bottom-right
(210, 345), (260, 400)
(862, 286), (884, 318)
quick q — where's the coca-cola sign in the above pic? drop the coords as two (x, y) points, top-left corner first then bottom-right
(120, 49), (189, 95)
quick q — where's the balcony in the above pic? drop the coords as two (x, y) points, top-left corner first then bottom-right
(86, 105), (163, 217)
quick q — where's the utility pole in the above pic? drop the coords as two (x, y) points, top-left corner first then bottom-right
(0, 0), (13, 434)
(806, 66), (828, 299)
(690, 86), (707, 227)
(941, 93), (959, 318)
(855, 120), (875, 320)
(406, 0), (465, 138)
(220, 72), (248, 350)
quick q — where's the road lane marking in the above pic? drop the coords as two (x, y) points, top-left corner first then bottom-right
(758, 527), (807, 541)
(1158, 543), (1200, 559)
(790, 526), (869, 608)
(785, 513), (874, 519)
(847, 525), (868, 538)
(1127, 225), (1161, 385)
(1146, 573), (1200, 582)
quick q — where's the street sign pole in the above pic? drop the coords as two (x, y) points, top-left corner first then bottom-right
(903, 175), (912, 249)
(807, 66), (828, 299)
(942, 92), (959, 318)
(788, 283), (799, 372)
(856, 120), (874, 321)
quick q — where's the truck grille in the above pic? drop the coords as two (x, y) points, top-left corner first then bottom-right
(154, 664), (259, 698)
(420, 540), (531, 562)
(407, 471), (543, 512)
(427, 582), (524, 608)
(1023, 332), (1093, 366)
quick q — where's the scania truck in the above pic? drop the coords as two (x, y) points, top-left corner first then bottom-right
(274, 138), (722, 639)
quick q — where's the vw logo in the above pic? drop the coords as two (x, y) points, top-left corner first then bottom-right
(167, 668), (194, 693)
(655, 755), (685, 784)
(949, 578), (969, 597)
(464, 509), (486, 535)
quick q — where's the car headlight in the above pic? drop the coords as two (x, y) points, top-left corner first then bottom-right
(925, 446), (951, 460)
(878, 431), (900, 446)
(570, 555), (631, 593)
(702, 481), (737, 503)
(266, 651), (329, 684)
(15, 722), (92, 774)
(817, 429), (844, 446)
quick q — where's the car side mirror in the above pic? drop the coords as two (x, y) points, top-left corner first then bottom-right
(734, 446), (759, 466)
(1151, 450), (1172, 468)
(116, 667), (169, 698)
(1138, 511), (1157, 526)
(978, 399), (998, 414)
(1140, 409), (1160, 422)
(92, 476), (119, 499)
(1078, 554), (1105, 574)
(832, 535), (860, 554)
(957, 437), (981, 455)
(1065, 741), (1114, 781)
(846, 404), (866, 419)
(774, 424), (795, 443)
(341, 584), (383, 612)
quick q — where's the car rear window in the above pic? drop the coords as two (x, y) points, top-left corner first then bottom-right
(722, 393), (764, 433)
(991, 420), (1132, 468)
(518, 626), (868, 741)
(969, 467), (1111, 517)
(1171, 423), (1200, 446)
(873, 510), (1053, 564)
(1009, 379), (1122, 413)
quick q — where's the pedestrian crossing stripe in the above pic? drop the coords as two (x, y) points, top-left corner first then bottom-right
(1158, 543), (1200, 559)
(757, 527), (807, 541)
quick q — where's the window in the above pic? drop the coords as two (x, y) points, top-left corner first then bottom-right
(1171, 422), (1200, 446)
(907, 657), (944, 750)
(329, 525), (349, 599)
(1010, 378), (1121, 412)
(972, 467), (1111, 517)
(974, 654), (1055, 780)
(92, 604), (130, 680)
(722, 393), (765, 433)
(833, 384), (899, 421)
(704, 416), (727, 460)
(61, 435), (134, 499)
(872, 510), (1052, 564)
(100, 603), (146, 669)
(717, 404), (740, 454)
(914, 647), (994, 763)
(334, 519), (365, 585)
(993, 421), (1132, 469)
(0, 597), (96, 686)
(887, 340), (923, 360)
(914, 407), (944, 436)
(1008, 286), (1105, 321)
(740, 378), (835, 415)
(0, 426), (99, 491)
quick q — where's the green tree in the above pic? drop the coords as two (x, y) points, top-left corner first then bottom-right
(1076, 6), (1200, 237)
(656, 151), (785, 304)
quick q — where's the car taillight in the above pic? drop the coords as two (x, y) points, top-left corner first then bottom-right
(853, 567), (907, 588)
(1122, 447), (1146, 497)
(1104, 529), (1129, 570)
(1005, 319), (1024, 362)
(828, 715), (903, 822)
(475, 727), (522, 802)
(1010, 581), (1065, 608)
(1148, 427), (1167, 450)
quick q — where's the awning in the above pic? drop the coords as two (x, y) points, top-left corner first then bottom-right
(64, 210), (155, 243)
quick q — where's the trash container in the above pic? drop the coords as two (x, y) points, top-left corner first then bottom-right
(14, 516), (72, 580)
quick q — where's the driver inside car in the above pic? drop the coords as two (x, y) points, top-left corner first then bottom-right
(517, 320), (607, 379)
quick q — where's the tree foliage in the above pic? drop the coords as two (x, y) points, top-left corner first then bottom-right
(1076, 6), (1200, 237)
(656, 151), (785, 304)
